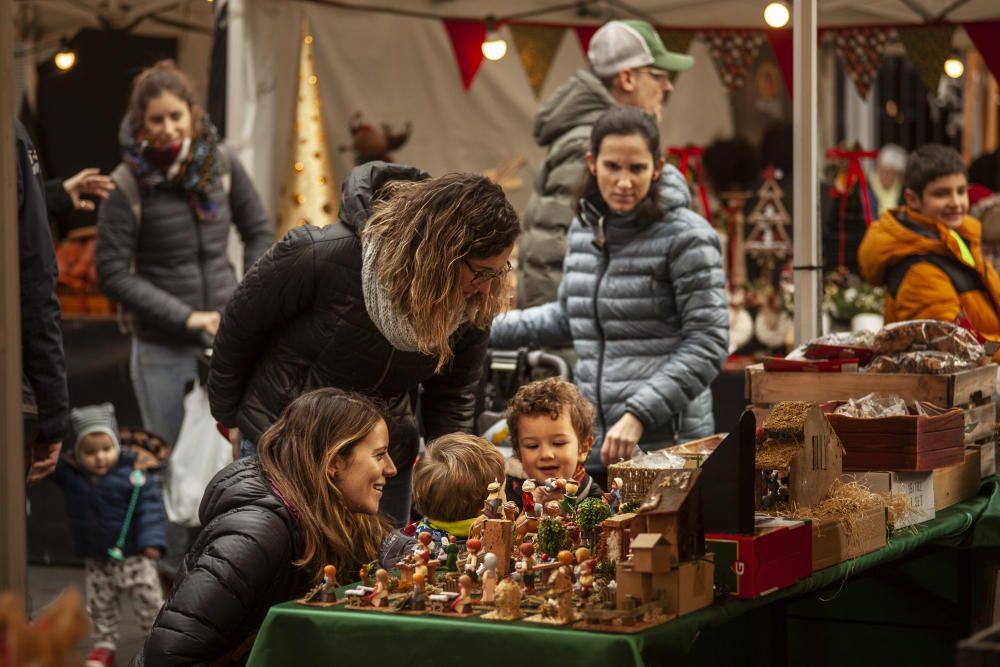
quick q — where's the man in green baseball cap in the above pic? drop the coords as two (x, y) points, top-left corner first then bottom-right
(516, 19), (694, 311)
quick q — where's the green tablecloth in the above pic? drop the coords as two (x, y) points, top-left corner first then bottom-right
(247, 477), (1000, 667)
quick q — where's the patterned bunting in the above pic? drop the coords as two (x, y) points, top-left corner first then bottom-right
(657, 30), (695, 82)
(701, 30), (765, 91)
(898, 25), (956, 94)
(443, 19), (487, 90)
(765, 29), (793, 99)
(963, 21), (1000, 87)
(574, 25), (600, 55)
(831, 27), (893, 99)
(509, 25), (566, 98)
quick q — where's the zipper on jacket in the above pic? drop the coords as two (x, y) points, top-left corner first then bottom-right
(592, 216), (609, 439)
(372, 348), (396, 392)
(193, 214), (209, 311)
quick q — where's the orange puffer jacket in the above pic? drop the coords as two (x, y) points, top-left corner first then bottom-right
(858, 207), (1000, 360)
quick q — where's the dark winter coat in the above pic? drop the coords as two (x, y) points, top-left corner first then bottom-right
(95, 134), (273, 346)
(15, 121), (68, 445)
(492, 165), (729, 472)
(207, 162), (489, 470)
(132, 457), (309, 667)
(50, 450), (167, 560)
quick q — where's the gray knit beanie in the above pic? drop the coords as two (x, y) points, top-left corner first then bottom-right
(69, 403), (121, 458)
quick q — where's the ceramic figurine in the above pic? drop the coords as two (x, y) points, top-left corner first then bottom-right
(465, 538), (481, 581)
(410, 572), (427, 611)
(517, 542), (536, 592)
(478, 552), (498, 604)
(319, 565), (339, 603)
(369, 569), (389, 608)
(452, 574), (474, 614)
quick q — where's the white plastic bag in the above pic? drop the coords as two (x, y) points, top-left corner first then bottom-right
(163, 381), (232, 527)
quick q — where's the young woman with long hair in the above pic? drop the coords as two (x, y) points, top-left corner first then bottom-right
(132, 388), (395, 667)
(208, 162), (521, 524)
(491, 106), (728, 481)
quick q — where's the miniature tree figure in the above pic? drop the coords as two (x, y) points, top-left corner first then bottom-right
(359, 561), (376, 587)
(516, 542), (537, 592)
(410, 572), (427, 612)
(443, 534), (460, 572)
(320, 565), (339, 603)
(620, 498), (641, 514)
(494, 577), (522, 620)
(576, 496), (612, 546)
(369, 569), (390, 608)
(536, 517), (567, 560)
(453, 575), (474, 614)
(465, 538), (482, 581)
(478, 553), (498, 604)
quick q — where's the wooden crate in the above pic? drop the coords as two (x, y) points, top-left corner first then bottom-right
(966, 402), (997, 444)
(746, 363), (997, 409)
(825, 406), (966, 471)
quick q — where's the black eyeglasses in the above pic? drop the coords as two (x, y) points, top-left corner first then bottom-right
(637, 68), (671, 85)
(464, 259), (513, 285)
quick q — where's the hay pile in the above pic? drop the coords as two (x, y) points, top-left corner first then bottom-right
(756, 401), (814, 470)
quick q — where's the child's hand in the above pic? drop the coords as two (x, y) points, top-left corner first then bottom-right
(143, 547), (163, 560)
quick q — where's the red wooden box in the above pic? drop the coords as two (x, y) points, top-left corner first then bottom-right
(706, 516), (812, 599)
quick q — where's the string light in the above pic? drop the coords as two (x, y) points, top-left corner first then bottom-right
(944, 58), (964, 79)
(481, 16), (507, 61)
(764, 2), (790, 28)
(54, 39), (77, 71)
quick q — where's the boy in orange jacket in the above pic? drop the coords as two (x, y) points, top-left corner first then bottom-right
(858, 144), (1000, 359)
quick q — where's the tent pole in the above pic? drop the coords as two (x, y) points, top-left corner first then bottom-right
(793, 0), (820, 344)
(0, 0), (28, 599)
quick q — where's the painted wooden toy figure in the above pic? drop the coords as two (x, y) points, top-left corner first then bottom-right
(521, 479), (538, 513)
(369, 569), (390, 608)
(413, 551), (430, 583)
(494, 577), (522, 620)
(443, 535), (460, 572)
(485, 480), (503, 516)
(517, 542), (536, 592)
(560, 479), (580, 516)
(414, 531), (434, 560)
(577, 559), (596, 604)
(478, 552), (498, 604)
(453, 574), (474, 614)
(319, 565), (339, 603)
(464, 538), (482, 581)
(410, 572), (427, 612)
(607, 477), (623, 514)
(546, 563), (575, 622)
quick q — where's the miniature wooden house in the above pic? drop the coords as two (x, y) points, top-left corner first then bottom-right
(600, 512), (636, 565)
(755, 401), (844, 510)
(630, 533), (672, 572)
(629, 468), (705, 564)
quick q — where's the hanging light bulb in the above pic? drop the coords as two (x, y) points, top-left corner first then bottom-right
(481, 16), (507, 61)
(764, 2), (790, 28)
(943, 58), (964, 79)
(53, 40), (77, 71)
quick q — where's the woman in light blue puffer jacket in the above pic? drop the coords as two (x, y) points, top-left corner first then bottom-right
(491, 107), (729, 476)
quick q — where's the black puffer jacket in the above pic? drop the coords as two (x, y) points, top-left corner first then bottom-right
(207, 162), (488, 468)
(131, 457), (309, 667)
(95, 132), (273, 345)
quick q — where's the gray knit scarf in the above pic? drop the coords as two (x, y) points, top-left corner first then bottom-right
(361, 237), (468, 353)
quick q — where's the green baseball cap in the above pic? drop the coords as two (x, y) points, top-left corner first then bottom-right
(588, 20), (694, 78)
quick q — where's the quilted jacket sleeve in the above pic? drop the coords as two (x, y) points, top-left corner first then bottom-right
(134, 475), (168, 555)
(420, 324), (489, 440)
(489, 282), (573, 351)
(624, 218), (729, 432)
(208, 227), (319, 426)
(95, 188), (194, 334)
(226, 152), (274, 271)
(138, 508), (294, 666)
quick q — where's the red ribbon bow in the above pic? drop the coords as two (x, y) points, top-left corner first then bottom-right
(825, 148), (878, 268)
(668, 146), (712, 225)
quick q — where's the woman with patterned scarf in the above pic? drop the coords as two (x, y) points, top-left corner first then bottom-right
(95, 60), (273, 573)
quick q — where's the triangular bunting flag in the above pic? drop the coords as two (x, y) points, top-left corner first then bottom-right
(575, 25), (600, 55)
(765, 29), (793, 99)
(963, 21), (1000, 87)
(701, 30), (765, 91)
(898, 25), (956, 94)
(831, 27), (893, 99)
(510, 24), (566, 98)
(277, 17), (338, 239)
(443, 19), (487, 90)
(656, 30), (695, 82)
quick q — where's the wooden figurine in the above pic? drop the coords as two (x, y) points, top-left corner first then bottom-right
(485, 480), (504, 516)
(545, 565), (576, 622)
(493, 577), (523, 620)
(479, 553), (498, 604)
(413, 551), (430, 583)
(465, 538), (482, 581)
(320, 565), (339, 603)
(452, 575), (474, 614)
(414, 531), (434, 560)
(605, 477), (623, 513)
(443, 535), (460, 572)
(369, 569), (390, 608)
(410, 572), (427, 612)
(521, 478), (537, 512)
(560, 479), (580, 516)
(577, 559), (596, 604)
(517, 542), (537, 592)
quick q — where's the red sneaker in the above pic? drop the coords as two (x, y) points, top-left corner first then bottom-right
(85, 645), (115, 667)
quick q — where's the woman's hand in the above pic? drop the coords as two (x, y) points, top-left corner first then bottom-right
(143, 547), (163, 560)
(600, 412), (644, 467)
(186, 311), (221, 336)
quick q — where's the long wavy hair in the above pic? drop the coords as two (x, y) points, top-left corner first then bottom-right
(257, 388), (391, 580)
(127, 60), (205, 137)
(362, 173), (520, 371)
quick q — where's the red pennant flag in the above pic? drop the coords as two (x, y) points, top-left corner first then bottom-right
(964, 21), (1000, 87)
(443, 19), (487, 90)
(575, 25), (600, 55)
(765, 29), (793, 100)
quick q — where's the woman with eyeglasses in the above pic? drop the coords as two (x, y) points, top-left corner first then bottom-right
(208, 162), (520, 524)
(491, 107), (728, 481)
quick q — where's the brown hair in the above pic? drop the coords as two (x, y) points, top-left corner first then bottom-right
(257, 388), (390, 580)
(362, 173), (520, 371)
(505, 378), (596, 457)
(412, 433), (506, 522)
(127, 59), (204, 136)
